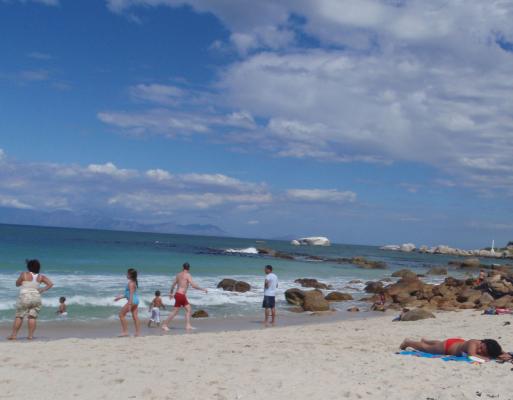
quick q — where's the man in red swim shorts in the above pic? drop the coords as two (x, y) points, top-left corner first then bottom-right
(162, 262), (208, 331)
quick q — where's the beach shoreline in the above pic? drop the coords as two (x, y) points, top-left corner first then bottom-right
(0, 306), (380, 341)
(1, 309), (512, 400)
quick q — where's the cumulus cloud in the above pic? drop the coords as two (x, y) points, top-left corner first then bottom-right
(130, 83), (184, 105)
(0, 150), (299, 220)
(11, 0), (59, 5)
(100, 0), (513, 193)
(286, 189), (357, 203)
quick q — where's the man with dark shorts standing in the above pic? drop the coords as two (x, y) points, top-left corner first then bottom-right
(162, 262), (207, 331)
(263, 265), (278, 326)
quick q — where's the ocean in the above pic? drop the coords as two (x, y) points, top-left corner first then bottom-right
(0, 224), (497, 323)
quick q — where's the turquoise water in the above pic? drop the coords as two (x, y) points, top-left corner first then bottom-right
(0, 224), (492, 322)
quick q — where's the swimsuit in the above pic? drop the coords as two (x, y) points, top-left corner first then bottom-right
(15, 273), (42, 319)
(125, 284), (140, 306)
(174, 292), (189, 308)
(150, 307), (161, 323)
(444, 338), (465, 354)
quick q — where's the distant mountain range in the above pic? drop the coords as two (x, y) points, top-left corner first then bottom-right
(0, 208), (226, 236)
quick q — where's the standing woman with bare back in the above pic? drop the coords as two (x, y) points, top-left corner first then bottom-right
(8, 259), (53, 340)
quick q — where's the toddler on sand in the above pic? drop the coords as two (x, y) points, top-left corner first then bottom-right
(148, 290), (165, 328)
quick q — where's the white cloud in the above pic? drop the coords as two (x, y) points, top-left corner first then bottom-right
(86, 162), (136, 178)
(286, 189), (357, 203)
(0, 196), (33, 210)
(0, 150), (278, 218)
(19, 69), (50, 82)
(130, 84), (184, 105)
(13, 0), (58, 5)
(0, 148), (5, 162)
(101, 1), (513, 193)
(27, 52), (52, 60)
(146, 168), (172, 181)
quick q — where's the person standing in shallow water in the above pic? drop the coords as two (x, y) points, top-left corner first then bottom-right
(162, 262), (208, 332)
(8, 259), (53, 340)
(115, 268), (141, 337)
(263, 265), (278, 326)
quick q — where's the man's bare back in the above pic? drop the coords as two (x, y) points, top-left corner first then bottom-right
(175, 271), (192, 295)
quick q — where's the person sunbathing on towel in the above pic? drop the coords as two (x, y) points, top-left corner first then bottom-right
(400, 337), (503, 360)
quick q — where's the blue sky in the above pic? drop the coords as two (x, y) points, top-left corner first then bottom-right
(1, 0), (513, 248)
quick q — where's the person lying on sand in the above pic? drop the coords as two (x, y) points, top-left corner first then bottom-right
(400, 337), (503, 360)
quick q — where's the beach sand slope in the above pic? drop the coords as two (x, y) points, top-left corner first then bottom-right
(1, 311), (511, 400)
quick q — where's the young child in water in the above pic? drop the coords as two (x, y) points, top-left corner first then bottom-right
(56, 296), (68, 317)
(148, 290), (165, 328)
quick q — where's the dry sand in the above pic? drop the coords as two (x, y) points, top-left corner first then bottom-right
(1, 310), (512, 400)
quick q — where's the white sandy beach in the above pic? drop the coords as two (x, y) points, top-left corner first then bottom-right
(1, 310), (512, 400)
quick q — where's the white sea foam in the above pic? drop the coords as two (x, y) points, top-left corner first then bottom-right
(224, 247), (259, 255)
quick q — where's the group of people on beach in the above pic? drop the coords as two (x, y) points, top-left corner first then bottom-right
(7, 260), (279, 340)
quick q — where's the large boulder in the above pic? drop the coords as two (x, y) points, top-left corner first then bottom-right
(391, 269), (418, 280)
(456, 289), (482, 304)
(192, 310), (209, 318)
(285, 288), (306, 306)
(302, 290), (330, 311)
(488, 280), (513, 297)
(400, 243), (416, 252)
(477, 292), (494, 306)
(492, 295), (513, 308)
(217, 279), (251, 293)
(386, 277), (425, 298)
(400, 308), (436, 321)
(325, 292), (353, 301)
(364, 281), (384, 293)
(427, 267), (448, 275)
(295, 278), (332, 290)
(449, 257), (481, 268)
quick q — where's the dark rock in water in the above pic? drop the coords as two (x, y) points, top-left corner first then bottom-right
(347, 306), (360, 312)
(400, 308), (435, 321)
(391, 269), (417, 280)
(348, 280), (363, 284)
(192, 310), (209, 318)
(302, 290), (330, 311)
(285, 288), (306, 306)
(295, 278), (332, 290)
(380, 277), (392, 282)
(365, 281), (384, 293)
(351, 256), (387, 269)
(324, 292), (353, 301)
(257, 247), (295, 260)
(448, 257), (481, 268)
(427, 266), (448, 275)
(217, 278), (251, 293)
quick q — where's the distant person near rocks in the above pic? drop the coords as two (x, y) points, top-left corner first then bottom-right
(263, 265), (278, 326)
(8, 259), (54, 340)
(162, 262), (208, 331)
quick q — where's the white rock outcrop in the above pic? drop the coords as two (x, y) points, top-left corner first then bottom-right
(295, 237), (331, 246)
